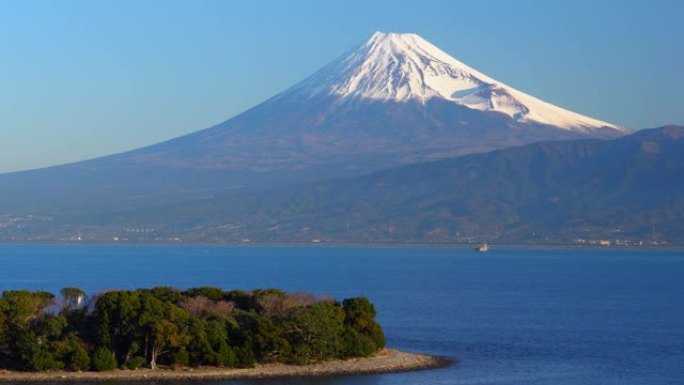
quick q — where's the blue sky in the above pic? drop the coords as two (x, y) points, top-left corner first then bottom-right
(1, 0), (682, 173)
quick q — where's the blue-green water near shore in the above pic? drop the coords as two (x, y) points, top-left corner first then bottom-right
(0, 244), (682, 385)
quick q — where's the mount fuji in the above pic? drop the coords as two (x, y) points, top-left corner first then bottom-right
(0, 32), (625, 214)
(287, 32), (620, 131)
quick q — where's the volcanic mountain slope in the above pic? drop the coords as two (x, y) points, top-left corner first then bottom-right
(78, 126), (683, 245)
(0, 32), (624, 214)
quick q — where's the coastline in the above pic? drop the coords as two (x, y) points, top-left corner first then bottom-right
(0, 239), (681, 249)
(0, 349), (451, 383)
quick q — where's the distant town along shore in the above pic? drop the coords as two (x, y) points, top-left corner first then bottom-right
(0, 287), (396, 374)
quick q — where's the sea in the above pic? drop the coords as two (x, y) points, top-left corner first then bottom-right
(0, 244), (682, 385)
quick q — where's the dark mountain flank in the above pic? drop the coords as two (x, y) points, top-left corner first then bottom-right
(10, 126), (680, 245)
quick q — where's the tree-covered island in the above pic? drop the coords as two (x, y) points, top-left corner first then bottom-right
(0, 287), (386, 372)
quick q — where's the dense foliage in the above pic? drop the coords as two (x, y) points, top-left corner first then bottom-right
(0, 287), (385, 372)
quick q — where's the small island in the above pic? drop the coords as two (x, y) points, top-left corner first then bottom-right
(0, 287), (448, 382)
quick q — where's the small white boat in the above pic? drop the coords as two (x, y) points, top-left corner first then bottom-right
(475, 242), (489, 252)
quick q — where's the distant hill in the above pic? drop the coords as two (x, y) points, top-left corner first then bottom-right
(0, 32), (622, 215)
(10, 126), (681, 245)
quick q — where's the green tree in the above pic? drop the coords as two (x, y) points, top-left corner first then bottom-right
(60, 287), (86, 311)
(93, 291), (142, 364)
(186, 317), (210, 365)
(138, 294), (190, 369)
(13, 313), (67, 371)
(185, 287), (225, 301)
(1, 291), (55, 329)
(342, 297), (385, 350)
(16, 330), (64, 371)
(224, 290), (254, 310)
(144, 287), (183, 303)
(283, 302), (344, 363)
(205, 320), (235, 367)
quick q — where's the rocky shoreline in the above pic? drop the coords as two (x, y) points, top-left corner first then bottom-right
(0, 349), (451, 383)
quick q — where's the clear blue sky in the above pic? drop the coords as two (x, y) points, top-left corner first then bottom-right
(1, 0), (682, 173)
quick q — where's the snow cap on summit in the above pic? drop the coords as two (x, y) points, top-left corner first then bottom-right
(288, 31), (622, 132)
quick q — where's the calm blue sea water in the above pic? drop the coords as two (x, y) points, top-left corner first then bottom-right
(0, 244), (682, 385)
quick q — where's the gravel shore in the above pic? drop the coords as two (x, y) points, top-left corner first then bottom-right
(0, 349), (451, 382)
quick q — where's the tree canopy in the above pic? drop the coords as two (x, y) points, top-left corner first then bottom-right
(0, 287), (384, 372)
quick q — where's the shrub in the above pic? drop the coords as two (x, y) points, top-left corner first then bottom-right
(29, 350), (64, 371)
(341, 327), (375, 358)
(215, 343), (236, 367)
(370, 323), (386, 349)
(126, 356), (147, 370)
(67, 342), (91, 371)
(92, 348), (117, 371)
(235, 346), (255, 368)
(172, 348), (189, 367)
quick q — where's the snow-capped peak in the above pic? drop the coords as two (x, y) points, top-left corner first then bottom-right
(287, 31), (623, 132)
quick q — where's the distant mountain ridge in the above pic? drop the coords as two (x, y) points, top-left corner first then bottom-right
(8, 126), (682, 244)
(0, 32), (623, 215)
(121, 125), (684, 244)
